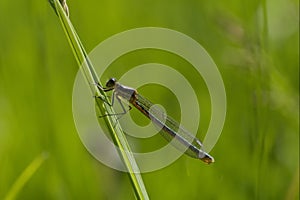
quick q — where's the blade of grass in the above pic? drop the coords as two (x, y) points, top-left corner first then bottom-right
(48, 1), (149, 199)
(4, 153), (48, 200)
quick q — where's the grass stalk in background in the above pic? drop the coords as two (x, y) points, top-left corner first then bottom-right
(4, 153), (48, 200)
(48, 0), (149, 199)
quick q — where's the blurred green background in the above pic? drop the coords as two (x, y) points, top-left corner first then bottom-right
(0, 0), (299, 199)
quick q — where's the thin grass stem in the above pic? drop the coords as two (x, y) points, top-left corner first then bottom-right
(48, 1), (149, 199)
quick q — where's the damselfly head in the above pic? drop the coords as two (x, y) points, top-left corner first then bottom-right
(106, 78), (117, 88)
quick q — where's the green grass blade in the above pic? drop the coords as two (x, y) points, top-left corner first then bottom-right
(4, 153), (48, 200)
(48, 1), (149, 199)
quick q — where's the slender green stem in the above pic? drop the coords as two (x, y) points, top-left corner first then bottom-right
(4, 153), (48, 200)
(48, 1), (149, 199)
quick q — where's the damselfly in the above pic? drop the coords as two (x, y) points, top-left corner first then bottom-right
(97, 78), (214, 164)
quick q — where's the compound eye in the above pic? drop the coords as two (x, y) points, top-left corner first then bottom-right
(106, 78), (117, 87)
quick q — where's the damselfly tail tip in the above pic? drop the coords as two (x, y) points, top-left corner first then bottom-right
(200, 153), (215, 164)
